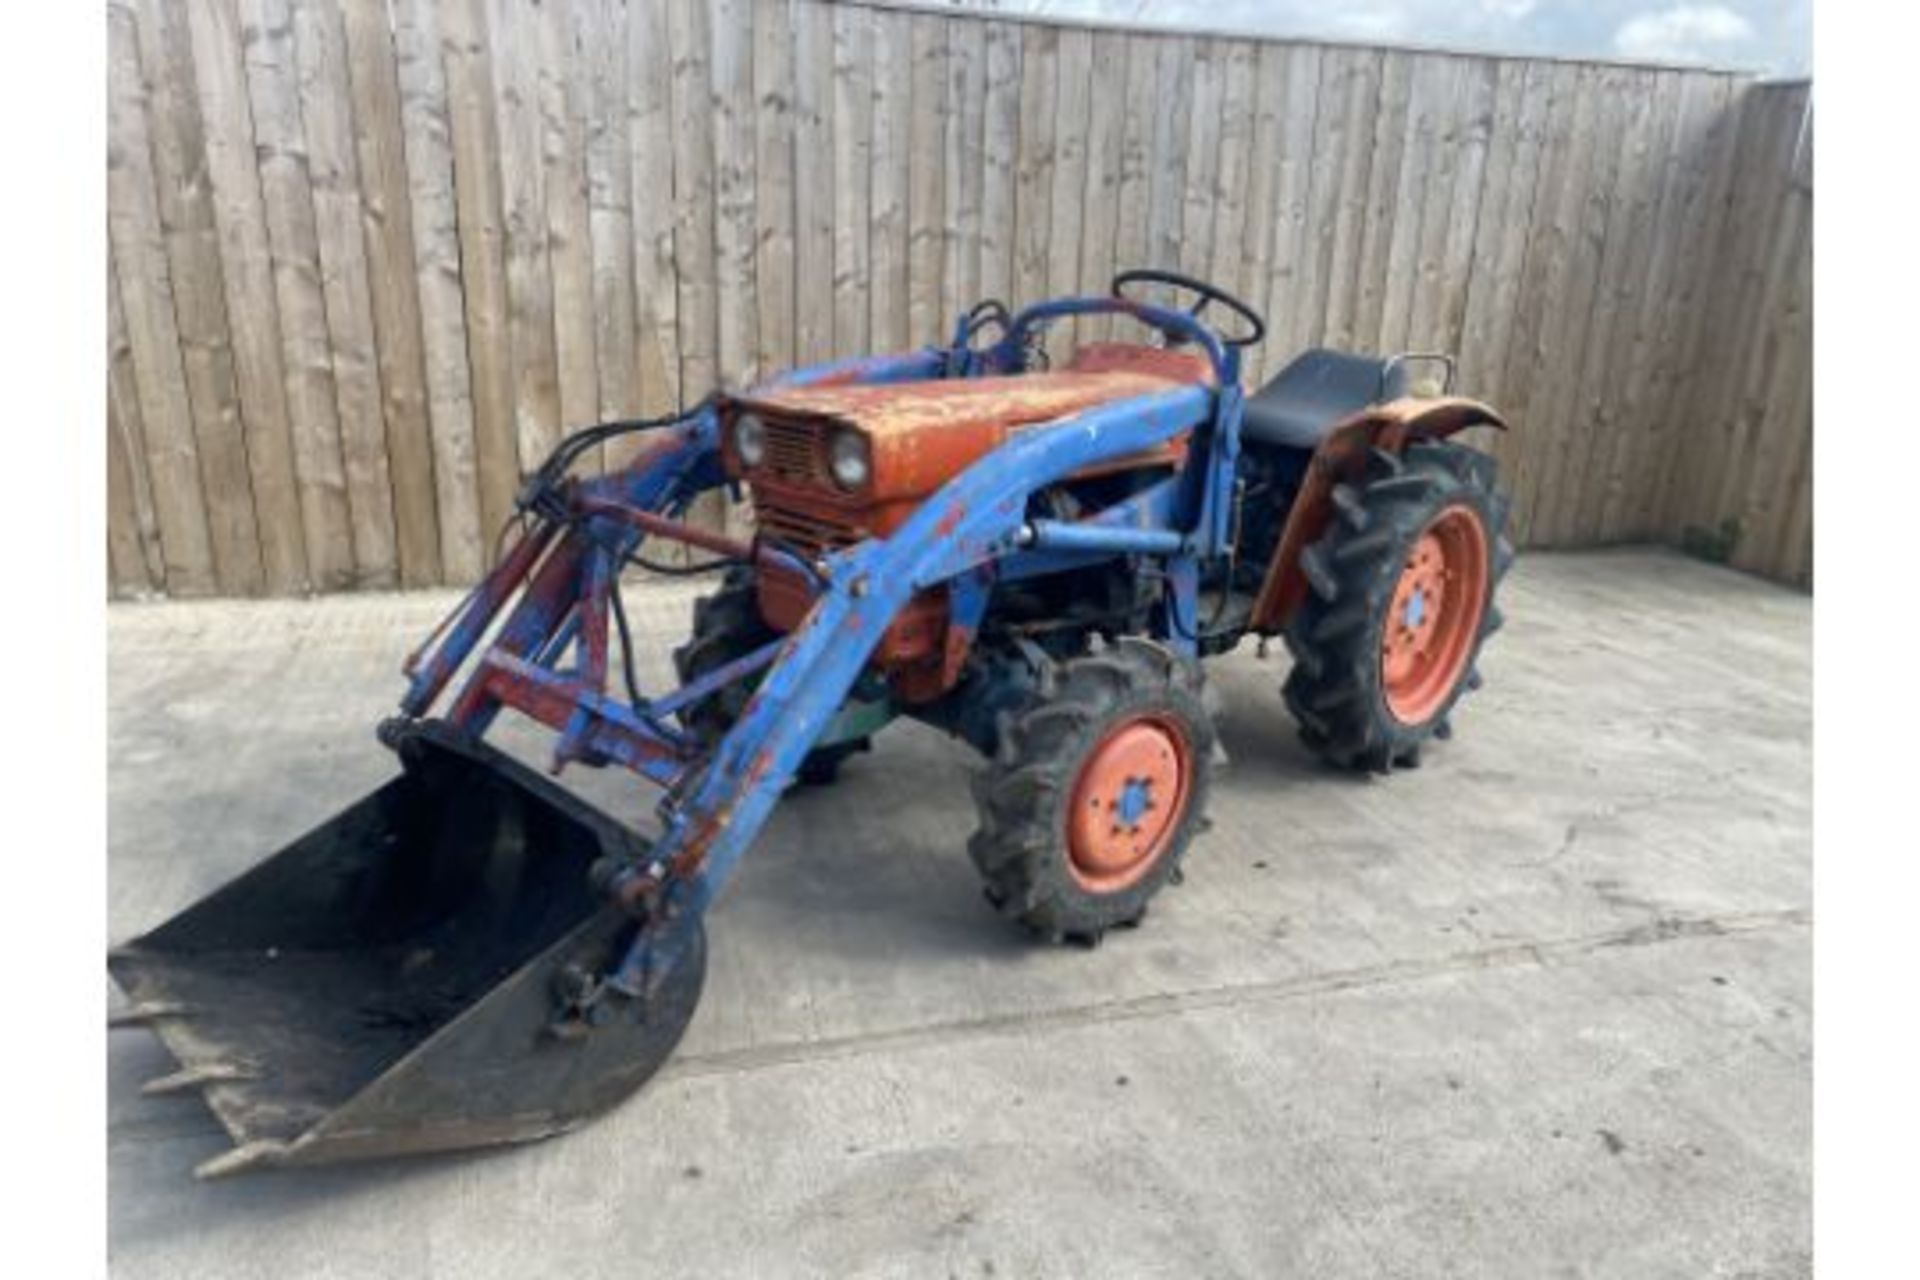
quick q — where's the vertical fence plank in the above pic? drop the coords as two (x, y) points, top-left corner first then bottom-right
(1730, 211), (1811, 576)
(583, 0), (636, 433)
(1256, 44), (1321, 377)
(788, 0), (832, 367)
(132, 0), (262, 594)
(628, 0), (681, 416)
(1703, 89), (1804, 537)
(339, 0), (439, 587)
(1656, 80), (1760, 540)
(1403, 58), (1471, 352)
(1374, 54), (1448, 354)
(1144, 35), (1194, 283)
(1176, 36), (1223, 286)
(487, 0), (563, 474)
(906, 14), (947, 346)
(1523, 65), (1626, 545)
(751, 0), (795, 377)
(944, 16), (987, 329)
(667, 0), (719, 395)
(107, 247), (167, 594)
(187, 0), (310, 592)
(1109, 34), (1155, 317)
(1546, 66), (1654, 544)
(1459, 59), (1552, 485)
(1318, 48), (1382, 352)
(241, 0), (355, 590)
(1235, 42), (1289, 386)
(1076, 29), (1126, 343)
(1043, 27), (1092, 359)
(390, 0), (483, 579)
(1290, 48), (1357, 353)
(829, 3), (872, 355)
(1425, 57), (1497, 356)
(977, 20), (1021, 310)
(667, 0), (723, 534)
(1556, 67), (1641, 544)
(437, 0), (519, 556)
(1608, 74), (1729, 539)
(108, 332), (158, 594)
(1205, 40), (1255, 340)
(867, 9), (911, 350)
(538, 0), (599, 452)
(108, 0), (218, 595)
(1012, 24), (1057, 308)
(1493, 61), (1586, 539)
(710, 0), (757, 387)
(294, 0), (400, 587)
(1349, 50), (1413, 356)
(1577, 69), (1680, 543)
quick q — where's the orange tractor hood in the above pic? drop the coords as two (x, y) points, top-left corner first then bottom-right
(731, 346), (1213, 502)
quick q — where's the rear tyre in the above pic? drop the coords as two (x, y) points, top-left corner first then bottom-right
(1282, 441), (1513, 772)
(968, 638), (1215, 944)
(672, 568), (866, 784)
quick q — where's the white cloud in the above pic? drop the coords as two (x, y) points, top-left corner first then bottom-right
(1321, 4), (1415, 42)
(1613, 4), (1756, 62)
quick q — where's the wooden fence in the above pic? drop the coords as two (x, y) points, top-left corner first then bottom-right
(105, 0), (1813, 597)
(1658, 80), (1812, 586)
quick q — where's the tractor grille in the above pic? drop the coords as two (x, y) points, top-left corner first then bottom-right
(761, 417), (825, 482)
(746, 413), (865, 558)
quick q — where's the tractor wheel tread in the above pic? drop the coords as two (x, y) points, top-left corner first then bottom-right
(1300, 544), (1340, 602)
(1330, 484), (1370, 532)
(1361, 472), (1442, 502)
(1312, 603), (1371, 644)
(1278, 441), (1513, 774)
(1281, 628), (1324, 680)
(1332, 528), (1396, 568)
(969, 645), (1216, 942)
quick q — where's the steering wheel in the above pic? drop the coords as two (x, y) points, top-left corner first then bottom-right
(1111, 268), (1266, 349)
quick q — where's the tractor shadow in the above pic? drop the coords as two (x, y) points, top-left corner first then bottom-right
(722, 731), (1037, 968)
(1205, 656), (1374, 789)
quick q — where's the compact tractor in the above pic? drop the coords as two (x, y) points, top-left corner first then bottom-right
(111, 270), (1511, 1176)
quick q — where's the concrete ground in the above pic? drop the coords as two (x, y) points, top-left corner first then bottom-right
(107, 548), (1810, 1279)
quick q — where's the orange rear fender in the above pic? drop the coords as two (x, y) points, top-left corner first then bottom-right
(1248, 397), (1506, 635)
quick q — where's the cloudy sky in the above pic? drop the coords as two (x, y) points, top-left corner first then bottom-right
(977, 1), (1811, 76)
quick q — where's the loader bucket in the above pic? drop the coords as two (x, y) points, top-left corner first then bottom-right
(108, 728), (705, 1178)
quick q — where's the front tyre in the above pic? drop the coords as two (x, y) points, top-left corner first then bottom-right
(1282, 441), (1513, 772)
(672, 568), (866, 785)
(969, 639), (1216, 943)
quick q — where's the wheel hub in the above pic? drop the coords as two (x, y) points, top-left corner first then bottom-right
(1066, 716), (1192, 894)
(1380, 504), (1490, 726)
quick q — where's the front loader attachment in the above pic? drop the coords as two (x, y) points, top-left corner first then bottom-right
(108, 729), (705, 1178)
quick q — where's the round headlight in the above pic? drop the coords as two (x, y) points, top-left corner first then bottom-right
(733, 413), (767, 468)
(827, 428), (871, 490)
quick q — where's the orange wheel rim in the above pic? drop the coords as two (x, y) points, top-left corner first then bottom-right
(1380, 504), (1490, 726)
(1066, 715), (1192, 894)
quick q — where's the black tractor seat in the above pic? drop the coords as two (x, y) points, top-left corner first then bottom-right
(1240, 348), (1411, 451)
